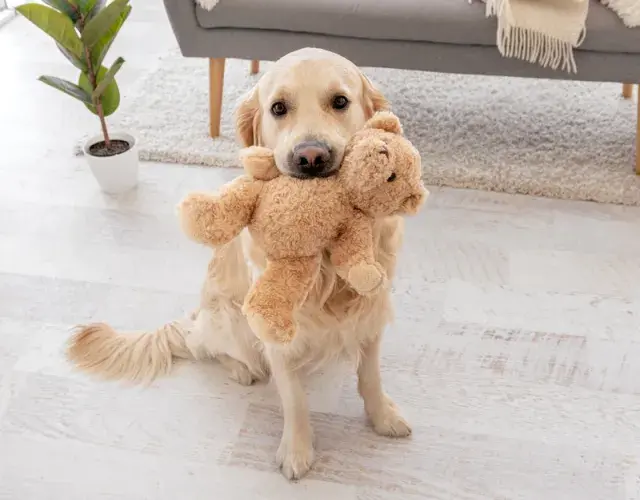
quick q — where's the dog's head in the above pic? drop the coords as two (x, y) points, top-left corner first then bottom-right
(235, 48), (389, 179)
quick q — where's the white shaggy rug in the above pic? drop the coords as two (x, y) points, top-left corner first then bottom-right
(93, 50), (640, 206)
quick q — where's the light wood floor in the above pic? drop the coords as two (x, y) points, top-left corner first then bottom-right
(2, 2), (640, 498)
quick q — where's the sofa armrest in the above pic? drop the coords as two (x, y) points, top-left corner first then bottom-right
(162, 0), (202, 53)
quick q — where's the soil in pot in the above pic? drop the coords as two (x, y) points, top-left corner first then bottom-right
(89, 139), (131, 157)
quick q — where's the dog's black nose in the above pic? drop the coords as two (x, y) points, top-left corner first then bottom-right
(291, 141), (332, 176)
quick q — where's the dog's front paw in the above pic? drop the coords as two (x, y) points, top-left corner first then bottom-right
(369, 395), (412, 438)
(347, 262), (387, 296)
(276, 436), (315, 480)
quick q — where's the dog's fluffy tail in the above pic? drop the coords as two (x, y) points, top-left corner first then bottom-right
(67, 320), (193, 385)
(66, 237), (252, 385)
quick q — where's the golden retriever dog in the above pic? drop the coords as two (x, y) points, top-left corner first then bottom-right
(68, 47), (411, 480)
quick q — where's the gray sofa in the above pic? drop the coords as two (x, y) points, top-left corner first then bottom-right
(163, 0), (640, 173)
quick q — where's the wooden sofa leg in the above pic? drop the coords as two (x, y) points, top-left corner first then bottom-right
(623, 83), (633, 99)
(636, 85), (639, 175)
(250, 60), (260, 75)
(209, 58), (225, 138)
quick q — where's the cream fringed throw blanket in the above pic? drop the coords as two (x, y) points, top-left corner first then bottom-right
(485, 0), (588, 73)
(480, 0), (639, 73)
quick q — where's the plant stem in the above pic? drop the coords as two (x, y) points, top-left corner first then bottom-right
(97, 103), (110, 145)
(79, 11), (110, 147)
(84, 45), (110, 147)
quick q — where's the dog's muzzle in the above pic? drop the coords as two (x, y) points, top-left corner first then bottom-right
(288, 140), (336, 178)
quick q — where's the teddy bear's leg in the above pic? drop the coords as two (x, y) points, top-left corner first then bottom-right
(329, 213), (387, 295)
(243, 255), (322, 344)
(178, 176), (261, 247)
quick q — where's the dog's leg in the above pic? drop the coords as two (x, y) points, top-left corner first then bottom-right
(266, 348), (315, 480)
(196, 239), (270, 384)
(357, 335), (412, 437)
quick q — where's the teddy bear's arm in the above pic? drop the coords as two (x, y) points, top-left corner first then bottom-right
(329, 211), (375, 268)
(178, 175), (261, 247)
(328, 211), (387, 295)
(240, 146), (280, 181)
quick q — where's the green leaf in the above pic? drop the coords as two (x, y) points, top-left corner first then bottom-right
(78, 66), (120, 117)
(40, 0), (78, 21)
(73, 0), (104, 20)
(38, 75), (92, 105)
(87, 0), (106, 20)
(56, 42), (87, 72)
(76, 0), (97, 14)
(92, 56), (124, 99)
(15, 4), (83, 58)
(81, 0), (129, 48)
(89, 4), (130, 68)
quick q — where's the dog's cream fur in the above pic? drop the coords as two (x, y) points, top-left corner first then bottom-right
(68, 48), (410, 480)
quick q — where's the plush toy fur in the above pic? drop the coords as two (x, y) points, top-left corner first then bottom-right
(178, 112), (428, 344)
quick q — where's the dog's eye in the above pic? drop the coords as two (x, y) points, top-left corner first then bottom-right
(387, 172), (397, 182)
(271, 101), (287, 117)
(332, 95), (349, 111)
(378, 145), (389, 157)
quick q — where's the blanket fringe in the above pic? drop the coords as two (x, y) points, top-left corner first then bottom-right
(486, 0), (586, 74)
(497, 23), (581, 74)
(485, 0), (504, 17)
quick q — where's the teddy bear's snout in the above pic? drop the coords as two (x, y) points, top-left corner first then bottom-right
(401, 189), (428, 215)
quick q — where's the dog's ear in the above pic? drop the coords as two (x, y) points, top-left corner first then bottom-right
(235, 86), (262, 146)
(360, 73), (389, 119)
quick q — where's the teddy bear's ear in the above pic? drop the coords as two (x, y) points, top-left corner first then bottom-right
(239, 146), (280, 181)
(364, 111), (403, 135)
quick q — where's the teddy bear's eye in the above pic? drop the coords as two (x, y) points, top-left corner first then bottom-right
(387, 172), (397, 182)
(378, 145), (389, 157)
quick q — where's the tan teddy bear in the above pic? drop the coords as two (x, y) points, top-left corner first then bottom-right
(178, 112), (428, 344)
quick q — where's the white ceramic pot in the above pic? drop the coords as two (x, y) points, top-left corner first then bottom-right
(83, 131), (139, 194)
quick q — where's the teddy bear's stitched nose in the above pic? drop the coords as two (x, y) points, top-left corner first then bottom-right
(291, 140), (332, 176)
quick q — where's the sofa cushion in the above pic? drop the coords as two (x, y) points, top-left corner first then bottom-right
(196, 0), (640, 55)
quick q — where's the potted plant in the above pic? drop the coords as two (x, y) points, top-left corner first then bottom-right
(16, 0), (137, 194)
